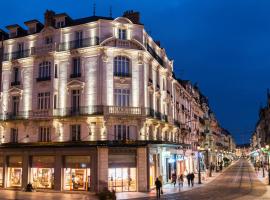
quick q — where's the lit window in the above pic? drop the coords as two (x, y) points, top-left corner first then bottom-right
(114, 56), (130, 77)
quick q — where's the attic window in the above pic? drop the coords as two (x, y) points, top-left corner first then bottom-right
(118, 29), (127, 40)
(56, 21), (65, 28)
(10, 30), (17, 38)
(28, 26), (36, 34)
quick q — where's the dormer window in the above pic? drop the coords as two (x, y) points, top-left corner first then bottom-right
(45, 36), (53, 44)
(118, 29), (127, 40)
(56, 21), (65, 28)
(28, 26), (36, 34)
(10, 30), (17, 38)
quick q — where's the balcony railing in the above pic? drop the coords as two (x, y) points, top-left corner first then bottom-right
(36, 76), (51, 82)
(11, 81), (21, 86)
(3, 49), (31, 61)
(113, 72), (131, 78)
(31, 44), (55, 56)
(104, 106), (144, 116)
(1, 111), (29, 120)
(70, 73), (81, 78)
(57, 37), (99, 51)
(54, 106), (104, 117)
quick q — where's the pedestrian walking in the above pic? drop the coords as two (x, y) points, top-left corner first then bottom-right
(155, 177), (162, 199)
(158, 175), (163, 195)
(172, 173), (177, 187)
(187, 173), (191, 187)
(190, 172), (195, 187)
(178, 174), (184, 188)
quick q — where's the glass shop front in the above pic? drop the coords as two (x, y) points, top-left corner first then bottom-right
(30, 156), (55, 189)
(108, 154), (137, 192)
(7, 156), (22, 188)
(0, 157), (4, 187)
(63, 156), (91, 191)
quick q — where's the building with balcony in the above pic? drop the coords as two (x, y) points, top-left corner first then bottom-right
(0, 9), (234, 193)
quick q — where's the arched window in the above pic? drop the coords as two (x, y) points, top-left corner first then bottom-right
(38, 61), (51, 80)
(113, 56), (130, 77)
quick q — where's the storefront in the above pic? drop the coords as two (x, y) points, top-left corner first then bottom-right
(149, 154), (159, 188)
(0, 157), (3, 187)
(108, 153), (137, 192)
(7, 156), (22, 188)
(63, 156), (91, 191)
(176, 155), (186, 176)
(30, 156), (55, 189)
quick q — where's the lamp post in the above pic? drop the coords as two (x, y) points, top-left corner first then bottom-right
(197, 146), (202, 184)
(215, 149), (218, 172)
(208, 148), (212, 177)
(261, 147), (265, 178)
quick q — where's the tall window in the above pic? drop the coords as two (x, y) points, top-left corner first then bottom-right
(71, 90), (80, 111)
(114, 56), (130, 77)
(37, 92), (50, 110)
(45, 36), (53, 44)
(118, 29), (127, 40)
(38, 61), (51, 80)
(10, 128), (18, 143)
(70, 125), (81, 141)
(12, 96), (19, 115)
(114, 125), (130, 140)
(156, 70), (160, 88)
(114, 89), (130, 106)
(17, 42), (24, 53)
(56, 21), (65, 28)
(39, 127), (51, 142)
(71, 58), (81, 77)
(75, 31), (83, 48)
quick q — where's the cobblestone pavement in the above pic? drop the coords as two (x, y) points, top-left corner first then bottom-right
(129, 159), (269, 200)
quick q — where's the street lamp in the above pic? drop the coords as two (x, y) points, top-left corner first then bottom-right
(208, 148), (212, 177)
(261, 147), (265, 178)
(215, 149), (218, 172)
(197, 146), (202, 184)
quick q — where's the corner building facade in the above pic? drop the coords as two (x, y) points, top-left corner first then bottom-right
(0, 10), (209, 192)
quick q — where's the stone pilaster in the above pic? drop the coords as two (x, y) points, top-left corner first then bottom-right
(22, 153), (29, 189)
(137, 147), (148, 192)
(54, 154), (62, 191)
(97, 147), (108, 192)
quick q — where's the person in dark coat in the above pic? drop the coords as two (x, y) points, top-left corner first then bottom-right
(172, 173), (177, 187)
(187, 173), (191, 187)
(190, 172), (195, 187)
(155, 177), (162, 199)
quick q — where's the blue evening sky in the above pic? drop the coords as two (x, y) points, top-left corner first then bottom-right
(1, 0), (269, 144)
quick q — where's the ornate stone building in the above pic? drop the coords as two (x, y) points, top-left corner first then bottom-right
(0, 10), (234, 192)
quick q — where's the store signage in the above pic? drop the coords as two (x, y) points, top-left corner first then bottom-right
(168, 158), (176, 163)
(176, 155), (186, 161)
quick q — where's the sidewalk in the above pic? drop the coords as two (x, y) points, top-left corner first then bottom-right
(116, 171), (223, 200)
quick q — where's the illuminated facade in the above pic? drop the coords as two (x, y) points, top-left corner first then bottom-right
(0, 10), (234, 192)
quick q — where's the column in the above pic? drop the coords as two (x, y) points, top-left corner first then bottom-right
(54, 154), (62, 191)
(22, 153), (29, 189)
(137, 147), (148, 192)
(97, 147), (108, 192)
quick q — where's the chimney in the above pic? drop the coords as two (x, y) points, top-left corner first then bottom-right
(155, 41), (161, 47)
(44, 10), (55, 27)
(123, 10), (140, 24)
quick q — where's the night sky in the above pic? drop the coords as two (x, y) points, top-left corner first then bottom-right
(1, 0), (270, 144)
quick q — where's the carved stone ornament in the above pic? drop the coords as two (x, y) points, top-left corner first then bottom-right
(100, 48), (108, 62)
(137, 52), (143, 65)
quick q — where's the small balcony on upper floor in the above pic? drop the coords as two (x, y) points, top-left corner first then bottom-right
(31, 43), (56, 56)
(10, 81), (21, 87)
(57, 37), (99, 52)
(1, 111), (29, 121)
(3, 49), (31, 61)
(104, 106), (145, 116)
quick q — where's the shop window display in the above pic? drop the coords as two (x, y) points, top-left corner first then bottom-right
(108, 168), (136, 192)
(7, 168), (22, 187)
(64, 168), (90, 190)
(31, 168), (54, 189)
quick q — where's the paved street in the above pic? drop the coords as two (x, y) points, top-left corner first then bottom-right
(129, 159), (269, 200)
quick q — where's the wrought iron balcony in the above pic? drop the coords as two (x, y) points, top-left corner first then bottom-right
(10, 81), (21, 86)
(113, 72), (131, 77)
(3, 49), (31, 61)
(2, 111), (29, 120)
(57, 37), (99, 51)
(70, 73), (81, 78)
(36, 76), (51, 82)
(31, 44), (55, 56)
(54, 106), (104, 117)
